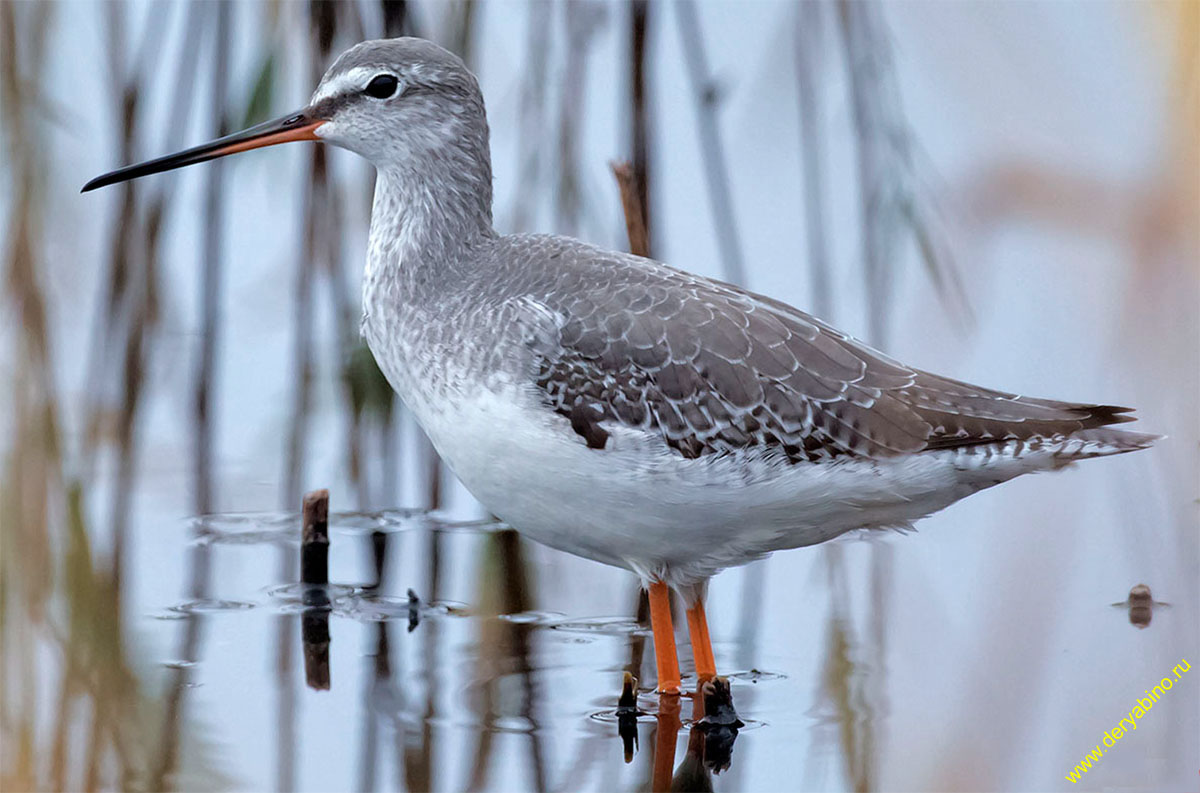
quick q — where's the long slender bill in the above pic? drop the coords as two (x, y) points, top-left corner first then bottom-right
(81, 109), (323, 193)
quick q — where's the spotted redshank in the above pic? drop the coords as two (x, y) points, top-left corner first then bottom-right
(84, 38), (1157, 695)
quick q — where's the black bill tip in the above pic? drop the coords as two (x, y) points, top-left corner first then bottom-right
(81, 110), (323, 193)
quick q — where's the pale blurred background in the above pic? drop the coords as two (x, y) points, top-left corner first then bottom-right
(1, 1), (1197, 791)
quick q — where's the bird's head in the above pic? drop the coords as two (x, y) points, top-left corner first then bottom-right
(82, 37), (488, 192)
(308, 37), (487, 166)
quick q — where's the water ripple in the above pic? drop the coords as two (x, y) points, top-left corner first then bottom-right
(190, 508), (508, 545)
(336, 595), (471, 623)
(267, 582), (357, 606)
(166, 598), (257, 615)
(550, 616), (651, 637)
(726, 669), (787, 684)
(190, 512), (297, 546)
(497, 610), (565, 625)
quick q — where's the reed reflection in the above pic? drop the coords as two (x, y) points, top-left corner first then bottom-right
(463, 529), (548, 790)
(808, 543), (883, 793)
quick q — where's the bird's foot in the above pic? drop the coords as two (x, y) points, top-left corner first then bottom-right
(695, 677), (741, 774)
(696, 676), (742, 728)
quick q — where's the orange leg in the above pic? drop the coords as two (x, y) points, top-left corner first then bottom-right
(648, 581), (681, 694)
(685, 600), (717, 682)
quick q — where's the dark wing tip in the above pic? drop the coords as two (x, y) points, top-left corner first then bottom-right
(918, 399), (1145, 453)
(1076, 404), (1139, 428)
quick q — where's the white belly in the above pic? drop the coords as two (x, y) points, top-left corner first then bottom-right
(404, 380), (1003, 588)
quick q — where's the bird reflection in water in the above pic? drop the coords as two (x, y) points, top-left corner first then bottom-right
(672, 676), (744, 787)
(612, 672), (743, 792)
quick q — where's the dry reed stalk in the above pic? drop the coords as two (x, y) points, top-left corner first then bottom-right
(610, 161), (651, 258)
(630, 0), (653, 257)
(794, 0), (833, 320)
(301, 489), (331, 585)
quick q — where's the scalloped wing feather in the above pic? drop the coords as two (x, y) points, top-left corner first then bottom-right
(520, 242), (1139, 463)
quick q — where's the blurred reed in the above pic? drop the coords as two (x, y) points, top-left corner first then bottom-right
(629, 0), (653, 258)
(674, 0), (747, 287)
(555, 1), (605, 239)
(793, 0), (832, 321)
(2, 3), (149, 790)
(837, 0), (969, 348)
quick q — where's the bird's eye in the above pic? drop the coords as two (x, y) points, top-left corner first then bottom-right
(365, 74), (399, 99)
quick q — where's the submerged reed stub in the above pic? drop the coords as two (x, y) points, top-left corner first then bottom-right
(616, 671), (641, 763)
(301, 489), (332, 690)
(301, 489), (330, 586)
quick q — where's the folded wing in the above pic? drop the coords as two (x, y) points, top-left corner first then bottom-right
(528, 255), (1135, 463)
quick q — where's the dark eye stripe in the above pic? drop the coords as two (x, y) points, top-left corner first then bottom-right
(365, 74), (399, 99)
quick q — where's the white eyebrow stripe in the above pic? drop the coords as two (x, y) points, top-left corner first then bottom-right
(310, 66), (389, 104)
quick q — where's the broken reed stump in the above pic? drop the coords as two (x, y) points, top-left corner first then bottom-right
(301, 489), (331, 691)
(610, 160), (650, 258)
(301, 488), (330, 586)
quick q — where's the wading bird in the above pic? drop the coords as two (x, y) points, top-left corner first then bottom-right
(85, 38), (1156, 696)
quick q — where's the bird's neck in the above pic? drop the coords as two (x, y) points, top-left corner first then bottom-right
(365, 157), (496, 302)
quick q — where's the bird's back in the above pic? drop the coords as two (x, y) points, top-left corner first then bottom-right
(476, 232), (1155, 468)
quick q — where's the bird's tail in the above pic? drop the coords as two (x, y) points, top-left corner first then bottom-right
(1051, 427), (1161, 464)
(946, 426), (1159, 490)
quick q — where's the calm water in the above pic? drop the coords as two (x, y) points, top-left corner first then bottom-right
(6, 460), (1195, 792)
